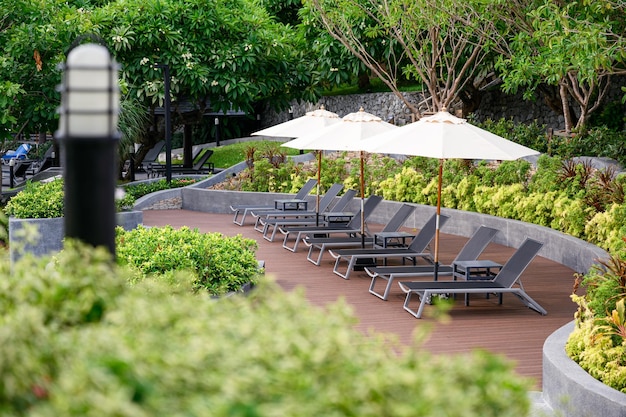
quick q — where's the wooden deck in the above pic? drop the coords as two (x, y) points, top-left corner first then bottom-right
(143, 209), (579, 389)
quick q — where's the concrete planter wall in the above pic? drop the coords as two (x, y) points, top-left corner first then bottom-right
(180, 189), (608, 275)
(543, 322), (626, 417)
(9, 210), (143, 262)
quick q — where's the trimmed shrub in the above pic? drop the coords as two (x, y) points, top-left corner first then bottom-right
(115, 225), (260, 296)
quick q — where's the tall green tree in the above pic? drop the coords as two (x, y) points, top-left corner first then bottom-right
(301, 0), (502, 116)
(495, 0), (626, 133)
(0, 0), (89, 143)
(0, 0), (322, 151)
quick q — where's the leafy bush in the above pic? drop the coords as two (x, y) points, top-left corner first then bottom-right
(4, 178), (198, 218)
(0, 242), (532, 416)
(4, 179), (64, 219)
(116, 225), (260, 296)
(567, 251), (626, 392)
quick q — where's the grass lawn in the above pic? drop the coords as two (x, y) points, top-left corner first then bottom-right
(209, 140), (307, 169)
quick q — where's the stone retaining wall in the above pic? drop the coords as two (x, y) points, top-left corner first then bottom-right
(261, 82), (626, 132)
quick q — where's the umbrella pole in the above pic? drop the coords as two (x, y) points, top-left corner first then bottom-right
(360, 151), (365, 248)
(316, 151), (321, 226)
(434, 159), (443, 281)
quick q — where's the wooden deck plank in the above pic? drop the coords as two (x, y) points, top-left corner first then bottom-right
(142, 209), (579, 389)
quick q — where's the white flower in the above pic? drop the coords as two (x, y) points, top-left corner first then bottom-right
(182, 52), (193, 60)
(330, 67), (339, 72)
(211, 80), (219, 87)
(140, 57), (150, 66)
(186, 62), (194, 69)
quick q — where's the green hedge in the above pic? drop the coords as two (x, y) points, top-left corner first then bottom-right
(3, 178), (199, 218)
(116, 225), (260, 296)
(0, 242), (531, 416)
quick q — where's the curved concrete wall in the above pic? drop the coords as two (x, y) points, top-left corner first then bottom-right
(543, 322), (626, 417)
(179, 190), (608, 275)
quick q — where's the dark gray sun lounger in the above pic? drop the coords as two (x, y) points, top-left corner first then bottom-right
(252, 183), (344, 232)
(230, 178), (317, 226)
(279, 194), (383, 251)
(258, 188), (358, 242)
(398, 238), (547, 318)
(365, 225), (499, 300)
(329, 213), (450, 280)
(304, 203), (416, 265)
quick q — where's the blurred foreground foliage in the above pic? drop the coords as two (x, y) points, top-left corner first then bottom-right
(0, 242), (531, 416)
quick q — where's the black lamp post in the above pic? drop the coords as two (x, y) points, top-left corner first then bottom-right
(56, 43), (120, 257)
(214, 117), (220, 147)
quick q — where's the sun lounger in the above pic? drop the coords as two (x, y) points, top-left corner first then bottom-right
(398, 238), (547, 318)
(329, 213), (450, 280)
(230, 178), (317, 226)
(303, 203), (416, 265)
(149, 149), (215, 177)
(279, 194), (383, 252)
(137, 140), (165, 173)
(365, 225), (499, 300)
(251, 183), (344, 232)
(2, 143), (31, 164)
(258, 188), (363, 242)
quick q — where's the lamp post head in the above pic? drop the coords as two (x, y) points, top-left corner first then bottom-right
(56, 43), (120, 139)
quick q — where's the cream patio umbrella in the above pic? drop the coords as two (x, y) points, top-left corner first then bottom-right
(252, 106), (341, 223)
(252, 105), (340, 137)
(361, 110), (540, 279)
(282, 108), (398, 245)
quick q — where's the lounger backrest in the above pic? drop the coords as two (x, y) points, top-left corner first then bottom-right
(344, 195), (383, 229)
(143, 141), (165, 163)
(192, 149), (214, 169)
(16, 143), (31, 155)
(380, 204), (416, 233)
(494, 238), (544, 288)
(329, 189), (357, 212)
(453, 226), (499, 262)
(294, 178), (318, 199)
(407, 213), (450, 252)
(315, 183), (344, 213)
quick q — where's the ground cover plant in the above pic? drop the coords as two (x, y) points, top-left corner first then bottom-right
(0, 241), (532, 416)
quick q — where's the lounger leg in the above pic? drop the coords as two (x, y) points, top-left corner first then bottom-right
(368, 275), (394, 301)
(332, 255), (354, 280)
(253, 215), (265, 232)
(513, 291), (547, 315)
(282, 231), (303, 252)
(306, 244), (325, 266)
(232, 209), (245, 226)
(263, 222), (280, 242)
(402, 290), (428, 319)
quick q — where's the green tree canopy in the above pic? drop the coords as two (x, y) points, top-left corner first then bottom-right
(301, 0), (503, 115)
(0, 0), (323, 145)
(495, 0), (626, 132)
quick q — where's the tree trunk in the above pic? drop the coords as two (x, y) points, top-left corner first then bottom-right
(559, 83), (573, 134)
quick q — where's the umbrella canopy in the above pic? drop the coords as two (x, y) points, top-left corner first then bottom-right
(283, 108), (398, 244)
(251, 106), (340, 138)
(282, 108), (397, 152)
(362, 110), (540, 278)
(252, 106), (341, 221)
